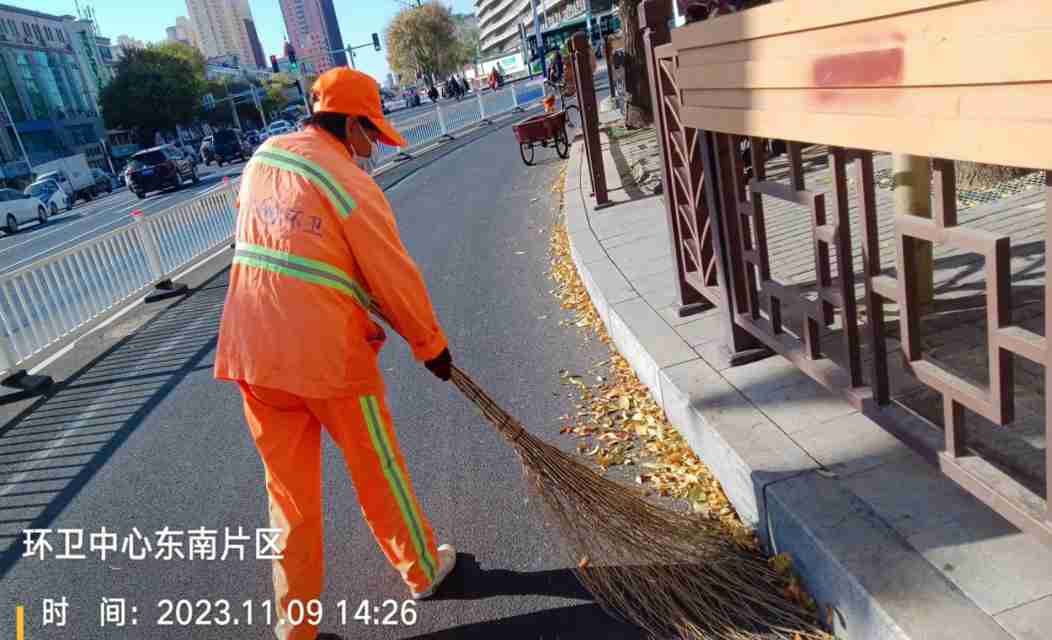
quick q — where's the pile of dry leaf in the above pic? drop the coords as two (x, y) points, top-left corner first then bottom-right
(546, 165), (822, 621)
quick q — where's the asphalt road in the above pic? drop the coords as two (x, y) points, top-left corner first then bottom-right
(0, 83), (643, 638)
(0, 162), (246, 275)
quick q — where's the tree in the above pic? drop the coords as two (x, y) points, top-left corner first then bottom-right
(618, 0), (653, 128)
(450, 13), (481, 70)
(385, 1), (459, 85)
(149, 41), (207, 80)
(101, 48), (205, 146)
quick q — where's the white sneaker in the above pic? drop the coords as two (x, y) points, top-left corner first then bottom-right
(410, 544), (457, 600)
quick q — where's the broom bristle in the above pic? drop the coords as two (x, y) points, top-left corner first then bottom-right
(451, 365), (830, 640)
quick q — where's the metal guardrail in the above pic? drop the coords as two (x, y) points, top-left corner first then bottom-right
(0, 183), (237, 379)
(372, 78), (546, 168)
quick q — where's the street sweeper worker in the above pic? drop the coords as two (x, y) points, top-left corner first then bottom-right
(214, 67), (457, 640)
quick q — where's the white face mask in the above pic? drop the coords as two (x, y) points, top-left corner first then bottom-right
(351, 121), (376, 172)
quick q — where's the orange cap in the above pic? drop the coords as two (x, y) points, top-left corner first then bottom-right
(312, 68), (407, 148)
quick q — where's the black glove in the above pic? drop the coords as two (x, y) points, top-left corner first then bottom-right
(424, 348), (453, 382)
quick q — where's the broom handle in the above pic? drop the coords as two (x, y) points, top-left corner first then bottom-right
(367, 303), (520, 434)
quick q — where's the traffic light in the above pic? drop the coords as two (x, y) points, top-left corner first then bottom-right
(270, 54), (279, 73)
(372, 33), (381, 51)
(285, 42), (297, 64)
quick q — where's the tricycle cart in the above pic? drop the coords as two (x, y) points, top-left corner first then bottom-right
(512, 110), (571, 166)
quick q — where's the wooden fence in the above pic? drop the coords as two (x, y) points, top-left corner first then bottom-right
(642, 0), (1052, 546)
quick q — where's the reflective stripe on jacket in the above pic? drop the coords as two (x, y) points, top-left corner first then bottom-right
(214, 128), (448, 398)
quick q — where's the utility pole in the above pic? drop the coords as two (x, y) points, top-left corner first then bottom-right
(228, 95), (242, 130)
(252, 84), (268, 128)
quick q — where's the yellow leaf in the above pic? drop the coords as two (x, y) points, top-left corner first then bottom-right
(771, 552), (793, 575)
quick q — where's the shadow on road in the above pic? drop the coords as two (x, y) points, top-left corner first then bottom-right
(0, 267), (230, 579)
(405, 603), (644, 639)
(433, 553), (592, 601)
(410, 553), (646, 639)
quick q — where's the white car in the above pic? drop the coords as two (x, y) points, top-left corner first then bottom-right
(267, 120), (293, 137)
(26, 179), (71, 217)
(1, 187), (48, 234)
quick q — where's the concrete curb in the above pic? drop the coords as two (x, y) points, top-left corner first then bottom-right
(560, 138), (1016, 640)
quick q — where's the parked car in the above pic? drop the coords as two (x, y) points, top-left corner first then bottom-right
(1, 187), (48, 234)
(26, 179), (71, 216)
(125, 145), (199, 199)
(245, 130), (261, 146)
(258, 131), (270, 144)
(212, 129), (247, 166)
(200, 135), (215, 165)
(90, 168), (114, 195)
(267, 120), (293, 137)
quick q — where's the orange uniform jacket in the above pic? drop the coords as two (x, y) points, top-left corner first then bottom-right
(214, 128), (448, 398)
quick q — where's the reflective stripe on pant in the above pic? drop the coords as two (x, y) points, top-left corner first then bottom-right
(238, 383), (439, 640)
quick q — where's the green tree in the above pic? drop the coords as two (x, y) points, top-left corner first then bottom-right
(101, 48), (205, 145)
(450, 13), (480, 70)
(385, 1), (459, 85)
(149, 41), (207, 80)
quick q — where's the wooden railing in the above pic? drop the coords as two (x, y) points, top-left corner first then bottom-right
(643, 0), (1052, 546)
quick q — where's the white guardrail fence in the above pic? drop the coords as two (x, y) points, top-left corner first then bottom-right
(0, 77), (547, 395)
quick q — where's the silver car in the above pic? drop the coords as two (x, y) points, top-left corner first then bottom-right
(1, 187), (48, 234)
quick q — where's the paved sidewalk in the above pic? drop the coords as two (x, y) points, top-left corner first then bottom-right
(562, 120), (1052, 639)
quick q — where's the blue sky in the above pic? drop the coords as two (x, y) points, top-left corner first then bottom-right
(24, 0), (476, 81)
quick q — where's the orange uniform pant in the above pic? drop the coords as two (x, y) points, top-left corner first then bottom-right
(239, 383), (439, 640)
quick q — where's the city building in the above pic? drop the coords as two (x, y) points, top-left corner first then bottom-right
(476, 0), (615, 58)
(0, 4), (113, 179)
(279, 0), (346, 74)
(165, 16), (195, 47)
(177, 16), (200, 51)
(95, 35), (116, 75)
(185, 0), (262, 69)
(243, 16), (266, 69)
(116, 34), (146, 52)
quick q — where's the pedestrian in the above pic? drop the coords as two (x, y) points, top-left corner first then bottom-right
(214, 67), (458, 640)
(428, 84), (439, 103)
(551, 49), (564, 83)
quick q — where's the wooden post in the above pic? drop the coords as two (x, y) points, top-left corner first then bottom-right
(893, 154), (933, 305)
(640, 0), (708, 317)
(572, 32), (609, 207)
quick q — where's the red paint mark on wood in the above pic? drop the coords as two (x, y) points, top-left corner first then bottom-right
(812, 48), (904, 89)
